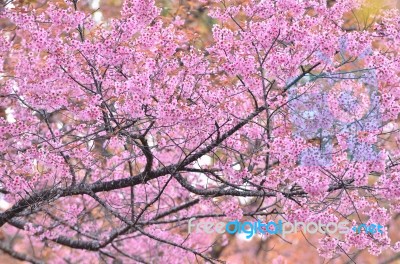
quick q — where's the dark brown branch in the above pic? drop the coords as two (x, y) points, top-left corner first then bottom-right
(0, 241), (44, 264)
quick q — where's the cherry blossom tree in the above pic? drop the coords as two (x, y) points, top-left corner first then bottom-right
(1, 0), (400, 262)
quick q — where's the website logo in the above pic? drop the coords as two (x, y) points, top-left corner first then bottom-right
(187, 218), (384, 239)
